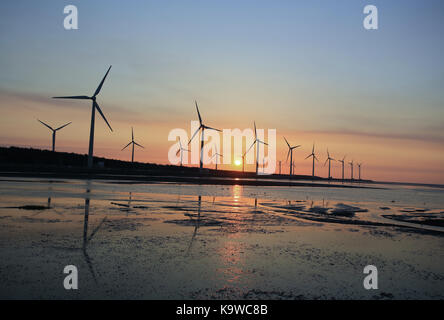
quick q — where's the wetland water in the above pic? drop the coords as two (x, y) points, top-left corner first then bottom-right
(0, 177), (443, 299)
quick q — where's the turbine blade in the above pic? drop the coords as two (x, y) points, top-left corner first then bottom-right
(324, 159), (328, 166)
(304, 154), (312, 160)
(134, 142), (144, 148)
(55, 122), (72, 131)
(53, 95), (90, 100)
(93, 65), (112, 97)
(195, 101), (202, 124)
(37, 119), (53, 131)
(203, 125), (222, 132)
(132, 127), (134, 141)
(94, 101), (113, 132)
(254, 121), (257, 139)
(258, 140), (268, 146)
(245, 140), (256, 155)
(121, 142), (132, 151)
(286, 149), (290, 163)
(188, 126), (201, 145)
(284, 137), (290, 148)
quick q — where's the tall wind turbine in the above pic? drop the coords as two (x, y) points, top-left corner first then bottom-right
(121, 127), (144, 163)
(284, 137), (300, 176)
(324, 149), (335, 179)
(176, 138), (190, 167)
(338, 155), (346, 181)
(357, 163), (362, 180)
(188, 101), (221, 171)
(245, 122), (268, 175)
(53, 66), (113, 168)
(305, 144), (319, 178)
(211, 147), (223, 171)
(37, 119), (71, 152)
(349, 160), (354, 180)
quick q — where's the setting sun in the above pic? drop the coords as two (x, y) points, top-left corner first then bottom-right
(234, 159), (242, 166)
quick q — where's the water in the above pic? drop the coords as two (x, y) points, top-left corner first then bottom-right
(0, 177), (443, 299)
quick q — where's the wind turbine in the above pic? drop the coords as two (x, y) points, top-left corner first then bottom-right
(324, 149), (335, 179)
(284, 137), (300, 176)
(121, 127), (144, 163)
(241, 151), (247, 172)
(305, 143), (319, 178)
(53, 66), (113, 168)
(188, 101), (221, 171)
(338, 155), (346, 181)
(245, 121), (268, 175)
(357, 163), (362, 180)
(37, 119), (71, 152)
(210, 147), (223, 170)
(176, 138), (190, 167)
(349, 160), (354, 180)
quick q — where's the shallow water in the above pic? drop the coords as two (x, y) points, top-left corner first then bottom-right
(0, 177), (443, 299)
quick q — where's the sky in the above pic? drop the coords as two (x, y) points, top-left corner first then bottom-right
(0, 0), (443, 184)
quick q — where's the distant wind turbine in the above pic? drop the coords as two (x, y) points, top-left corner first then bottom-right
(53, 66), (113, 168)
(188, 101), (221, 171)
(245, 122), (268, 175)
(357, 163), (362, 180)
(176, 138), (190, 167)
(121, 127), (144, 163)
(210, 146), (223, 171)
(37, 119), (71, 152)
(338, 155), (346, 181)
(284, 137), (300, 176)
(241, 151), (247, 173)
(305, 143), (319, 178)
(349, 160), (354, 180)
(324, 149), (335, 179)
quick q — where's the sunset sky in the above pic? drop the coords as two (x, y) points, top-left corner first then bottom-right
(0, 0), (443, 184)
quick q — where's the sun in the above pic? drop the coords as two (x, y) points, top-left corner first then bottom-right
(234, 159), (242, 166)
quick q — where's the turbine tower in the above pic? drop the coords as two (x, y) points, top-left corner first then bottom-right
(338, 155), (346, 181)
(284, 137), (300, 176)
(245, 122), (268, 175)
(176, 138), (190, 167)
(37, 119), (71, 152)
(305, 143), (319, 178)
(324, 149), (335, 179)
(121, 127), (144, 163)
(53, 66), (113, 168)
(188, 101), (221, 171)
(349, 160), (354, 180)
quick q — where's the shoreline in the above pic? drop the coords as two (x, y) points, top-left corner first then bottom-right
(0, 170), (379, 189)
